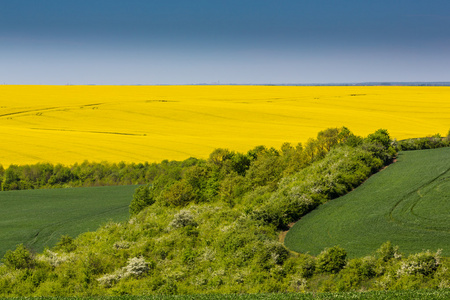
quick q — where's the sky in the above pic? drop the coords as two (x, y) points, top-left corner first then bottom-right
(1, 0), (450, 85)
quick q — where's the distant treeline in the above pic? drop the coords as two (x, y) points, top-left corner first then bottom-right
(1, 129), (449, 192)
(396, 133), (450, 151)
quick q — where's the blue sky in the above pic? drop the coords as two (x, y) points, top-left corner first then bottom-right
(1, 0), (450, 84)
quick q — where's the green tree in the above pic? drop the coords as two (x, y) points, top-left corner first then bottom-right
(316, 246), (347, 274)
(55, 235), (77, 252)
(2, 165), (21, 190)
(162, 180), (195, 207)
(1, 244), (35, 269)
(129, 184), (155, 216)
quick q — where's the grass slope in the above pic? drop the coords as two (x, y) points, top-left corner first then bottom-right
(0, 185), (137, 258)
(285, 147), (450, 258)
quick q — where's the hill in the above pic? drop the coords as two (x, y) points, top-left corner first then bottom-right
(0, 185), (137, 258)
(285, 147), (450, 257)
(1, 128), (449, 296)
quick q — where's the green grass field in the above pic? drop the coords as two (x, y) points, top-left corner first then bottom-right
(284, 147), (450, 258)
(7, 289), (450, 299)
(0, 185), (137, 258)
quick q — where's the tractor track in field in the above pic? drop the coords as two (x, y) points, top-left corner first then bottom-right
(388, 165), (450, 233)
(0, 103), (105, 118)
(30, 127), (147, 137)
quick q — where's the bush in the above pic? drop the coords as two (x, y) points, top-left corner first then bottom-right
(316, 246), (347, 274)
(298, 256), (316, 278)
(169, 210), (198, 229)
(123, 256), (151, 278)
(1, 244), (35, 270)
(129, 184), (155, 216)
(397, 250), (441, 277)
(162, 181), (195, 207)
(55, 235), (77, 252)
(376, 241), (401, 262)
(97, 256), (152, 287)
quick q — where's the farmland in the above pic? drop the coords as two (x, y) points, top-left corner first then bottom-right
(0, 185), (137, 258)
(1, 85), (450, 297)
(0, 127), (449, 296)
(9, 288), (450, 299)
(1, 85), (450, 166)
(284, 147), (450, 258)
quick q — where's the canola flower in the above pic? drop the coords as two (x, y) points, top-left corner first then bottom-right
(1, 85), (449, 166)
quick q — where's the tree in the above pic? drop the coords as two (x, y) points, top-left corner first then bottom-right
(316, 246), (347, 274)
(129, 184), (155, 216)
(366, 129), (391, 149)
(162, 180), (195, 207)
(1, 244), (35, 269)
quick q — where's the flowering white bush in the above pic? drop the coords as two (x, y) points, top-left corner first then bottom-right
(97, 256), (151, 287)
(123, 256), (150, 277)
(397, 250), (441, 277)
(36, 250), (74, 268)
(169, 210), (197, 229)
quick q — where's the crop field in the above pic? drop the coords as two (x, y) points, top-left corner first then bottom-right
(285, 147), (450, 258)
(0, 185), (137, 258)
(1, 85), (450, 166)
(9, 289), (450, 299)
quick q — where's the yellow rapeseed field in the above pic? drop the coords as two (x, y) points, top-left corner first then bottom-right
(1, 85), (449, 166)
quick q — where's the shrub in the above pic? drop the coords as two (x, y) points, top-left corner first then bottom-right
(97, 256), (152, 287)
(162, 181), (195, 206)
(397, 250), (441, 277)
(376, 241), (401, 262)
(316, 246), (347, 274)
(169, 210), (197, 229)
(55, 235), (77, 252)
(129, 184), (155, 215)
(123, 256), (151, 278)
(298, 256), (316, 278)
(1, 244), (35, 270)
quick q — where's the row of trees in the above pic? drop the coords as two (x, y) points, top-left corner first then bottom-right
(396, 133), (450, 151)
(0, 159), (196, 191)
(1, 128), (445, 192)
(0, 127), (359, 193)
(129, 128), (396, 220)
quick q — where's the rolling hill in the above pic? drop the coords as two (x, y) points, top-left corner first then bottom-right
(285, 147), (450, 257)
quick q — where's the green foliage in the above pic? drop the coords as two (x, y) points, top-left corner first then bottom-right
(397, 133), (450, 151)
(316, 246), (347, 274)
(397, 250), (441, 277)
(55, 235), (77, 253)
(377, 241), (400, 263)
(129, 184), (155, 215)
(162, 180), (195, 206)
(169, 210), (198, 229)
(0, 158), (201, 191)
(255, 145), (382, 229)
(1, 244), (34, 270)
(366, 129), (391, 149)
(297, 256), (316, 278)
